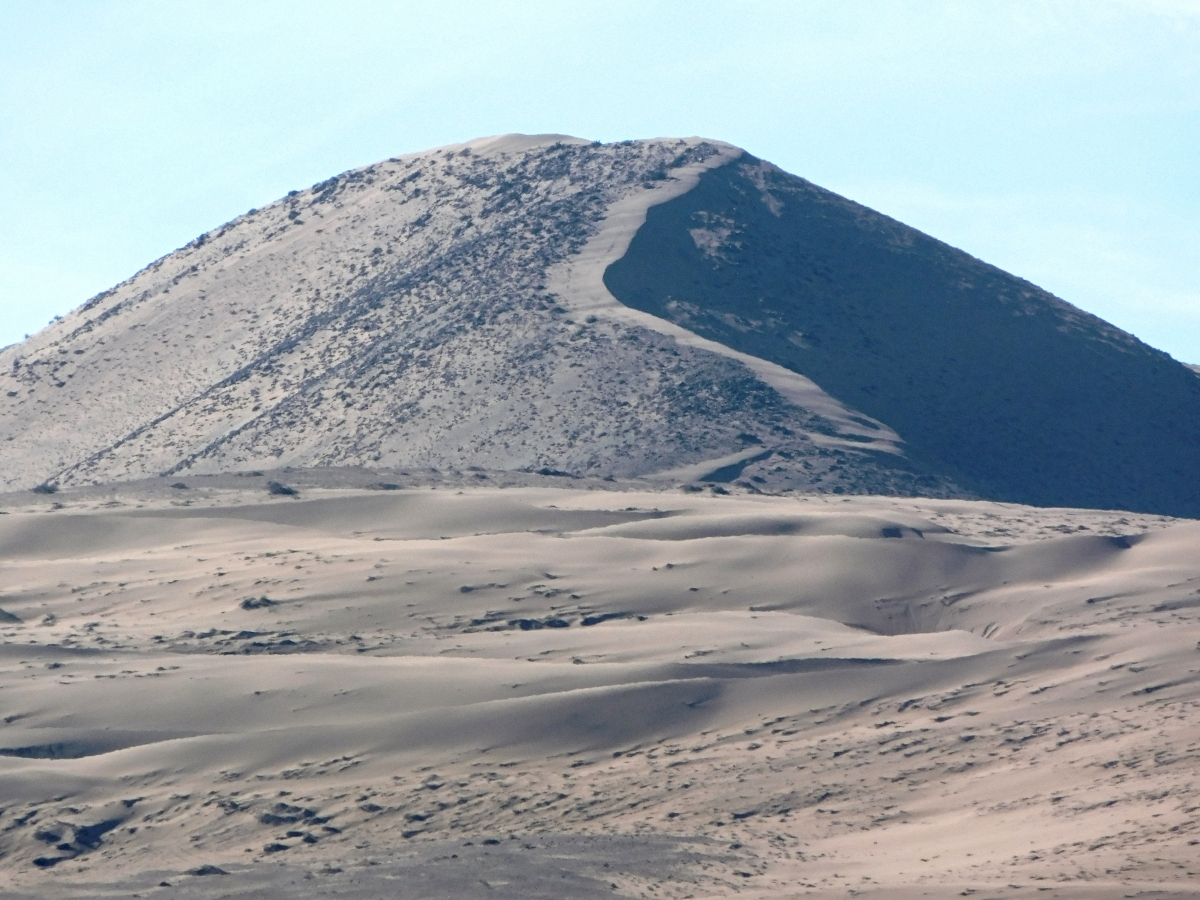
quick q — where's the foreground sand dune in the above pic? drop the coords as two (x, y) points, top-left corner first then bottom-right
(0, 479), (1197, 898)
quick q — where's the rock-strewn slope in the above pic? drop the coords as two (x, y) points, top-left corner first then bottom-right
(0, 135), (938, 496)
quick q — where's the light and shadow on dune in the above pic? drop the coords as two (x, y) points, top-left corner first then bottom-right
(0, 481), (1197, 898)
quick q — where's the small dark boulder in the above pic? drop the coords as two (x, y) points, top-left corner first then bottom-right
(187, 864), (228, 876)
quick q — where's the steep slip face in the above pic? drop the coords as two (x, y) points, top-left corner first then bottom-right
(604, 155), (1200, 518)
(0, 136), (939, 497)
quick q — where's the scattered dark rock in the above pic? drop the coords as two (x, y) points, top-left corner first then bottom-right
(581, 612), (630, 627)
(266, 480), (298, 496)
(31, 483), (57, 495)
(258, 802), (316, 826)
(263, 842), (289, 853)
(186, 864), (228, 876)
(170, 482), (189, 490)
(511, 617), (571, 630)
(241, 597), (276, 610)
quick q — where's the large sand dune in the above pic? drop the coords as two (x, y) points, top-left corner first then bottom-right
(0, 137), (920, 500)
(1, 479), (1196, 898)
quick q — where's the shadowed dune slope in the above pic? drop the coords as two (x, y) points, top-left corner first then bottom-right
(605, 155), (1200, 517)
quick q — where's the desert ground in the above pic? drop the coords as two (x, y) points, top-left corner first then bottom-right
(0, 473), (1198, 898)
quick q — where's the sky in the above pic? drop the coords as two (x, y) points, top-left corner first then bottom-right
(2, 0), (1198, 361)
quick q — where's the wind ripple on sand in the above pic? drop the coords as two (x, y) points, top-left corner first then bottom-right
(0, 485), (1197, 898)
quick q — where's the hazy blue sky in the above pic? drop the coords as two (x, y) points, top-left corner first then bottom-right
(2, 1), (1197, 360)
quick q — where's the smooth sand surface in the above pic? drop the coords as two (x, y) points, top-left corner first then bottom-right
(0, 481), (1197, 898)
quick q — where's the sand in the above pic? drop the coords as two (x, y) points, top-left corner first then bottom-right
(0, 477), (1197, 898)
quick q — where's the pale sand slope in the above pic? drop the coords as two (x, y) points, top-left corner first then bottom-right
(0, 136), (904, 496)
(0, 482), (1197, 899)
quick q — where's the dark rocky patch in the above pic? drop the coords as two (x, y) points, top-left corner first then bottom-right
(186, 865), (228, 876)
(512, 617), (571, 631)
(581, 612), (631, 627)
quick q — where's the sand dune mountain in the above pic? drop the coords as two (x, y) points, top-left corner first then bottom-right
(0, 135), (932, 499)
(2, 137), (1199, 898)
(6, 133), (1196, 514)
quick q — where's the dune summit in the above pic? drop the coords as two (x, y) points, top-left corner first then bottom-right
(4, 134), (1199, 514)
